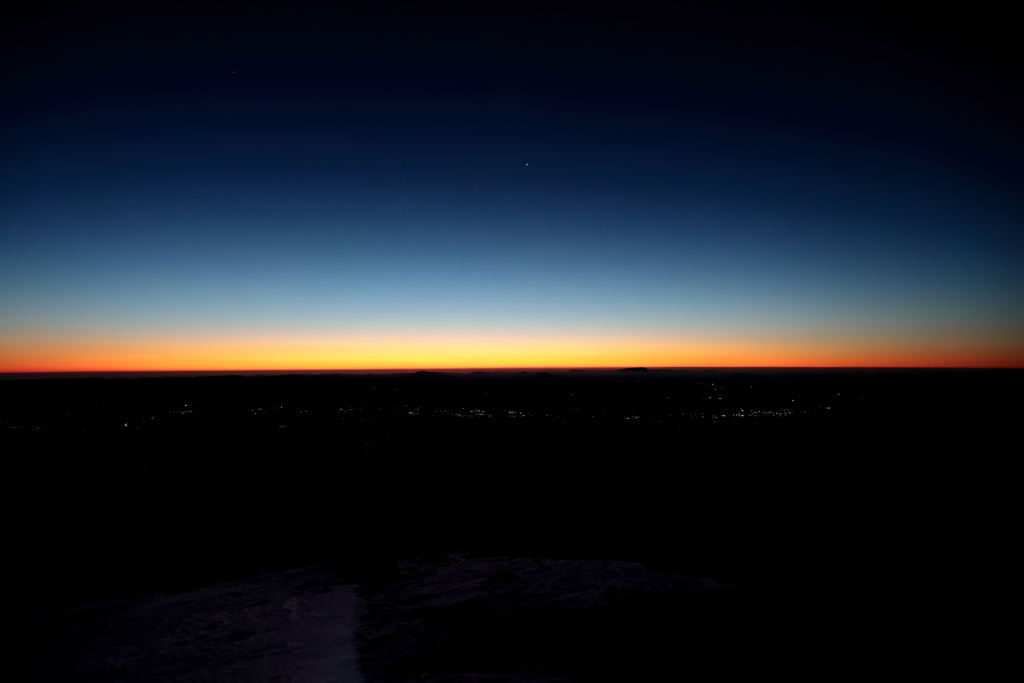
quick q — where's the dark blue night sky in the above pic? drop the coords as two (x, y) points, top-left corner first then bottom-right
(2, 4), (1022, 369)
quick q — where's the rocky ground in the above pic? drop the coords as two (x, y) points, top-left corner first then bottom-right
(355, 553), (752, 683)
(10, 566), (363, 683)
(9, 554), (755, 682)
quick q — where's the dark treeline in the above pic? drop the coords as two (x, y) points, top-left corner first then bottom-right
(1, 369), (1016, 608)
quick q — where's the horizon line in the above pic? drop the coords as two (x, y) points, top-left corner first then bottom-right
(3, 366), (1022, 379)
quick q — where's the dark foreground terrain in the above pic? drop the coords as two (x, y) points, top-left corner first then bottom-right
(2, 369), (1017, 680)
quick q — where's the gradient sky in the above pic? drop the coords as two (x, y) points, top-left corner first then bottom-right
(2, 4), (1022, 370)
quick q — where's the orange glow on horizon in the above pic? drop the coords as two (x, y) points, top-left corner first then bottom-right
(2, 332), (1021, 371)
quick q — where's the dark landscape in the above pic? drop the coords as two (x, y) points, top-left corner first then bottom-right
(2, 369), (1016, 681)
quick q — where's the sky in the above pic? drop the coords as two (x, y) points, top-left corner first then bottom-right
(2, 3), (1022, 370)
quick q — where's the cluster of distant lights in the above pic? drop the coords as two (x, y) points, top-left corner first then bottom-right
(3, 405), (826, 429)
(2, 386), (845, 430)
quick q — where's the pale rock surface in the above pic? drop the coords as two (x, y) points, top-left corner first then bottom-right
(13, 566), (363, 683)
